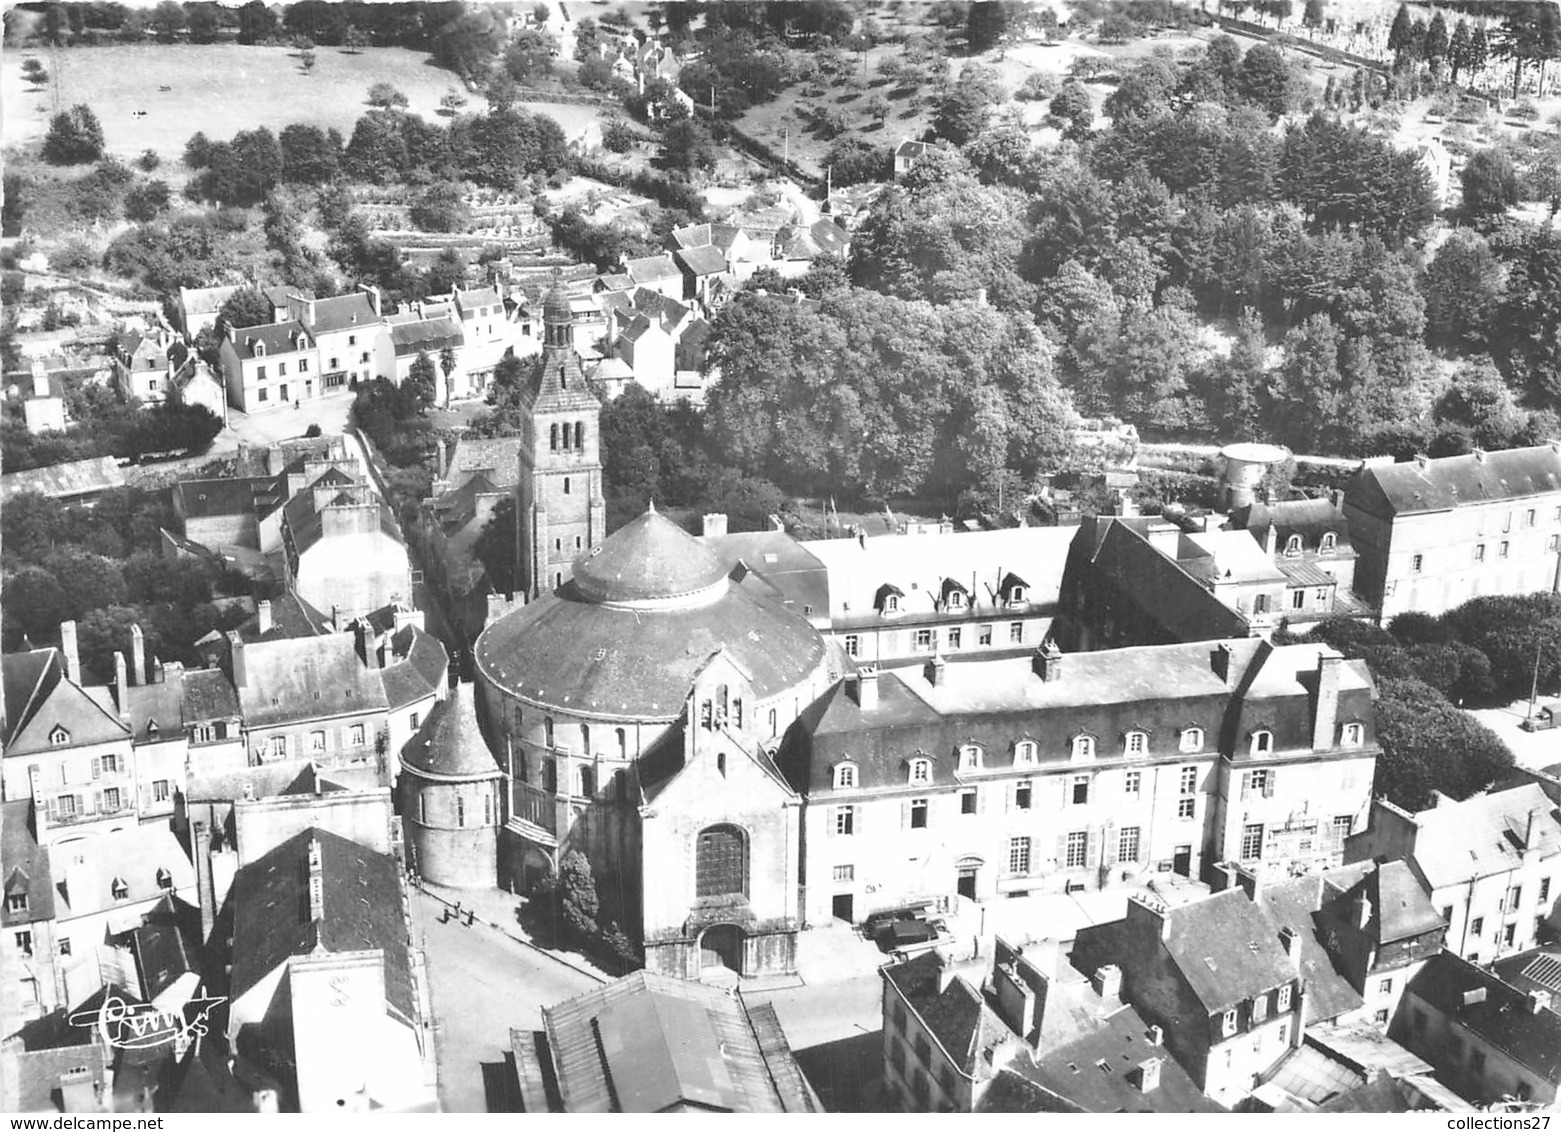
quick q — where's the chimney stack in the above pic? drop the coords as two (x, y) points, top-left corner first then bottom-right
(130, 623), (146, 686)
(1463, 987), (1487, 1007)
(1092, 964), (1123, 1000)
(194, 820), (216, 945)
(849, 667), (879, 710)
(226, 630), (247, 687)
(1034, 639), (1063, 683)
(1278, 925), (1304, 969)
(1529, 989), (1551, 1014)
(1526, 808), (1542, 849)
(702, 512), (729, 538)
(1147, 1024), (1164, 1047)
(924, 654), (946, 687)
(1312, 649), (1343, 751)
(307, 835), (325, 922)
(1355, 892), (1372, 930)
(257, 599), (272, 637)
(1132, 1057), (1162, 1094)
(114, 652), (130, 722)
(60, 620), (82, 684)
(1212, 643), (1233, 685)
(58, 1067), (101, 1114)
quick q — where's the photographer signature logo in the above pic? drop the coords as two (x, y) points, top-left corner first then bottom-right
(68, 993), (225, 1050)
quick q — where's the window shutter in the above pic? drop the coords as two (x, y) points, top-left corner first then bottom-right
(93, 790), (103, 814)
(1087, 830), (1101, 868)
(1055, 833), (1068, 867)
(978, 786), (988, 814)
(1240, 773), (1249, 800)
(91, 758), (101, 780)
(1005, 782), (1014, 812)
(827, 807), (837, 837)
(1264, 771), (1277, 798)
(901, 802), (910, 830)
(45, 796), (57, 820)
(856, 805), (864, 835)
(1103, 827), (1118, 866)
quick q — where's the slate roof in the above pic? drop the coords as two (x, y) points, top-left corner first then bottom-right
(628, 287), (691, 332)
(1402, 785), (1561, 889)
(477, 544), (827, 722)
(236, 635), (388, 728)
(179, 284), (241, 318)
(1022, 1007), (1224, 1113)
(1161, 889), (1300, 1013)
(1347, 444), (1561, 517)
(231, 320), (311, 358)
(302, 292), (381, 336)
(234, 592), (331, 643)
(528, 340), (600, 415)
(1255, 875), (1366, 1024)
(443, 435), (523, 493)
(1406, 952), (1561, 1083)
(1237, 498), (1354, 555)
(377, 624), (448, 711)
(1, 799), (54, 926)
(120, 672), (186, 745)
(540, 970), (816, 1112)
(180, 670), (240, 728)
(401, 683), (499, 779)
(620, 313), (658, 344)
(390, 317), (463, 357)
(624, 254), (682, 285)
(596, 272), (635, 292)
(700, 530), (831, 621)
(186, 759), (314, 804)
(1, 456), (126, 503)
(573, 508), (730, 603)
(1335, 861), (1445, 945)
(2, 648), (130, 758)
(51, 825), (195, 922)
(167, 1038), (256, 1113)
(883, 952), (1011, 1078)
(1065, 516), (1254, 642)
(282, 486), (402, 557)
(673, 244), (728, 277)
(11, 1044), (108, 1113)
(229, 827), (414, 1024)
(175, 476), (282, 520)
(133, 893), (201, 1001)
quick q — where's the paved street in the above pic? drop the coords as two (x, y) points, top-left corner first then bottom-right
(411, 889), (599, 1113)
(227, 393), (354, 446)
(1467, 700), (1561, 772)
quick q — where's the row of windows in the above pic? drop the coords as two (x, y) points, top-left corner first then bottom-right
(266, 724), (371, 759)
(1219, 985), (1294, 1037)
(254, 358), (309, 381)
(514, 753), (631, 799)
(1410, 529), (1561, 573)
(878, 584), (1028, 616)
(836, 765), (1206, 817)
(1281, 532), (1339, 556)
(845, 622), (1025, 656)
(549, 421), (588, 452)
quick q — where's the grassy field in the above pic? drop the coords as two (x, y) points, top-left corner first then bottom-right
(1, 43), (604, 163)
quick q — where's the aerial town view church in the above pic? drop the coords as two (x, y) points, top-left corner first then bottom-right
(4, 0), (1561, 1116)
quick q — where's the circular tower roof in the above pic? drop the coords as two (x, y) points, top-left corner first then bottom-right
(572, 506), (730, 606)
(543, 272), (573, 325)
(475, 509), (829, 720)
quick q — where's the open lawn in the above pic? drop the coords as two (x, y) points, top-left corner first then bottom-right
(1, 43), (604, 163)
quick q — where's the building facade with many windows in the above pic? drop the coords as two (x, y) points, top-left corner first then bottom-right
(782, 638), (1380, 927)
(1343, 444), (1561, 620)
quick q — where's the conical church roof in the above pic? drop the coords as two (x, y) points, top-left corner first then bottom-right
(572, 506), (730, 605)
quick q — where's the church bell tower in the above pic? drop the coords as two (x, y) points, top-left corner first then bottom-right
(518, 273), (606, 597)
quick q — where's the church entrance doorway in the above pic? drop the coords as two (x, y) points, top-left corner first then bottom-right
(700, 924), (743, 973)
(832, 893), (854, 923)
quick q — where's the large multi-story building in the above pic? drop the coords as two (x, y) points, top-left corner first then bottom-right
(1345, 784), (1561, 965)
(1343, 444), (1561, 619)
(781, 638), (1380, 925)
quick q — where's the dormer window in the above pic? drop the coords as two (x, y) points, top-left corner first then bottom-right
(156, 867), (173, 890)
(1284, 535), (1302, 557)
(1179, 727), (1204, 753)
(48, 725), (70, 746)
(145, 719), (158, 738)
(877, 583), (904, 615)
(1320, 532), (1336, 553)
(1014, 740), (1038, 768)
(1252, 995), (1267, 1022)
(5, 893), (25, 914)
(1071, 735), (1096, 761)
(1277, 985), (1292, 1012)
(1124, 731), (1148, 757)
(947, 590), (965, 610)
(959, 744), (983, 772)
(1221, 1009), (1238, 1037)
(110, 877), (129, 902)
(1341, 722), (1364, 747)
(834, 762), (858, 790)
(1250, 729), (1274, 755)
(909, 758), (932, 785)
(253, 342), (265, 357)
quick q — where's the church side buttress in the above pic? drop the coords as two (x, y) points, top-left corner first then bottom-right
(518, 278), (606, 598)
